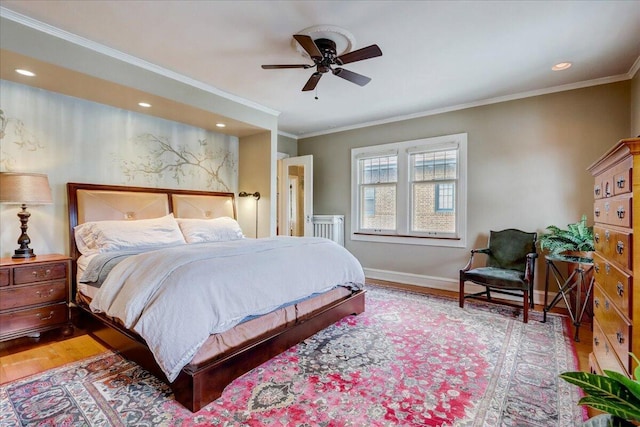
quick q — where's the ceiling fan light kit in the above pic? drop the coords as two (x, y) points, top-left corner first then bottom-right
(262, 25), (382, 92)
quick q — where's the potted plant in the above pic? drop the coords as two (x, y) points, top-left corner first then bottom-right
(538, 214), (595, 257)
(560, 354), (640, 426)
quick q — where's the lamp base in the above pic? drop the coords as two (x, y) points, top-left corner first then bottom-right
(12, 248), (35, 259)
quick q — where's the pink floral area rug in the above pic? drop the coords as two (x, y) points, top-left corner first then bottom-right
(0, 285), (585, 426)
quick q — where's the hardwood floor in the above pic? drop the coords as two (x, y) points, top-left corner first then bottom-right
(0, 280), (592, 386)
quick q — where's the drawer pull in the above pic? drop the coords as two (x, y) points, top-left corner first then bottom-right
(595, 208), (600, 217)
(616, 331), (625, 344)
(605, 183), (611, 197)
(605, 264), (610, 275)
(594, 263), (600, 273)
(616, 241), (624, 255)
(594, 233), (600, 243)
(605, 202), (610, 213)
(31, 269), (52, 278)
(605, 230), (610, 241)
(604, 299), (610, 311)
(36, 311), (55, 321)
(594, 336), (599, 346)
(616, 206), (625, 219)
(36, 289), (55, 298)
(594, 185), (601, 196)
(594, 298), (600, 308)
(616, 177), (625, 188)
(616, 282), (624, 297)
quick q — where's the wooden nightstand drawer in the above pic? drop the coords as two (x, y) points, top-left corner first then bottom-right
(0, 303), (68, 337)
(14, 262), (67, 285)
(0, 268), (9, 287)
(0, 280), (67, 310)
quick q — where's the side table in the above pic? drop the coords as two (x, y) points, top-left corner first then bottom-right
(542, 253), (594, 341)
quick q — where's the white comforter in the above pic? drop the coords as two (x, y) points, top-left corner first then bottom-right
(90, 237), (364, 381)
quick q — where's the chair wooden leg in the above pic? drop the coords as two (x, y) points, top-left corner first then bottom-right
(523, 290), (529, 323)
(459, 275), (465, 308)
(485, 286), (491, 301)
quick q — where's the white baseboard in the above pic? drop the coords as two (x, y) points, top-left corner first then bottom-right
(364, 267), (563, 307)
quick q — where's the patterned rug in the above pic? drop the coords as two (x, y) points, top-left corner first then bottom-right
(0, 285), (585, 426)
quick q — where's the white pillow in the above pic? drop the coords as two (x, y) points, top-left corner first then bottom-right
(74, 214), (186, 255)
(176, 217), (244, 244)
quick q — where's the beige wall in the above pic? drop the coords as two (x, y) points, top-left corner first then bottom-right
(277, 134), (298, 157)
(239, 132), (274, 238)
(298, 81), (631, 299)
(631, 68), (640, 137)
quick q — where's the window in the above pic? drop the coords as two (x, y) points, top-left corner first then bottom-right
(351, 133), (467, 247)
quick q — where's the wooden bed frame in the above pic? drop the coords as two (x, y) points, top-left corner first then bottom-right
(66, 182), (365, 412)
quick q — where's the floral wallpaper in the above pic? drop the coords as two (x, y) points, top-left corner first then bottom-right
(0, 79), (239, 256)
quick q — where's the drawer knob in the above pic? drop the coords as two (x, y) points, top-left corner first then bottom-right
(616, 207), (625, 219)
(594, 233), (600, 243)
(594, 298), (600, 308)
(36, 289), (55, 298)
(31, 269), (52, 278)
(604, 299), (610, 310)
(594, 185), (601, 196)
(605, 264), (610, 275)
(616, 241), (624, 255)
(594, 263), (600, 273)
(595, 208), (600, 217)
(616, 177), (625, 188)
(616, 331), (625, 344)
(594, 337), (599, 346)
(617, 282), (624, 297)
(605, 230), (610, 241)
(36, 311), (55, 321)
(605, 183), (611, 197)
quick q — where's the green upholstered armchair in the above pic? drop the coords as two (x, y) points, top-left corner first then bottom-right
(459, 229), (538, 323)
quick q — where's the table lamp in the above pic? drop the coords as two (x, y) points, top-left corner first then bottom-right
(0, 172), (53, 258)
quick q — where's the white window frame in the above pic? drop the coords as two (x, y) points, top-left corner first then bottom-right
(350, 133), (467, 247)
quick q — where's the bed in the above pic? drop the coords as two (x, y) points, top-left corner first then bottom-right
(67, 182), (365, 412)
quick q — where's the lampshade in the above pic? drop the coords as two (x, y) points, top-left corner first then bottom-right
(0, 172), (53, 205)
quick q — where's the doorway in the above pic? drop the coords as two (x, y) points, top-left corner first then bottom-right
(278, 155), (313, 236)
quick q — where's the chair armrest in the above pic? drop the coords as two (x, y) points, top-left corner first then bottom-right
(524, 252), (538, 278)
(462, 248), (490, 271)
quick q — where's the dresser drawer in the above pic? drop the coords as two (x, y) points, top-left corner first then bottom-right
(593, 253), (632, 318)
(592, 317), (628, 376)
(0, 303), (68, 337)
(593, 194), (632, 228)
(593, 226), (633, 271)
(0, 280), (67, 311)
(14, 262), (67, 285)
(0, 268), (9, 287)
(611, 157), (633, 196)
(593, 284), (631, 374)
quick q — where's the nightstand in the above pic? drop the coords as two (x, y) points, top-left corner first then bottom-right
(0, 254), (73, 341)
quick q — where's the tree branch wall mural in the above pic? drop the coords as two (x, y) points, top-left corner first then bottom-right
(0, 79), (239, 257)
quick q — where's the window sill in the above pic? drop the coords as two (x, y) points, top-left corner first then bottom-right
(351, 232), (465, 248)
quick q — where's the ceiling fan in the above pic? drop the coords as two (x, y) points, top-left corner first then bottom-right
(261, 34), (383, 92)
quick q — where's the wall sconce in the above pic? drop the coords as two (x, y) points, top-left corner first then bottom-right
(238, 191), (260, 238)
(0, 172), (53, 258)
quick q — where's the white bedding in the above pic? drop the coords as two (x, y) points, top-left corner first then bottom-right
(89, 236), (364, 382)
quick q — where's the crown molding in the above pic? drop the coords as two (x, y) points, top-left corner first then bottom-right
(0, 7), (280, 118)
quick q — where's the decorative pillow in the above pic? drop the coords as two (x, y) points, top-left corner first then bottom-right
(176, 217), (244, 244)
(74, 214), (185, 255)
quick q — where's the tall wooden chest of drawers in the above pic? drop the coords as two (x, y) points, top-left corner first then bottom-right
(587, 137), (640, 376)
(0, 254), (72, 341)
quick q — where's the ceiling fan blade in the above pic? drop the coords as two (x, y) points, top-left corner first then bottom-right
(333, 68), (372, 86)
(336, 44), (382, 65)
(293, 34), (322, 59)
(302, 72), (322, 91)
(261, 64), (311, 69)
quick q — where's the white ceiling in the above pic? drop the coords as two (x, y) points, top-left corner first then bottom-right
(1, 0), (639, 138)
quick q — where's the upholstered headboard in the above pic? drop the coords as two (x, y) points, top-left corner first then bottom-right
(67, 182), (236, 284)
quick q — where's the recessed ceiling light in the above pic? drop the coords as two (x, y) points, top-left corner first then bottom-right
(138, 102), (151, 108)
(216, 123), (226, 128)
(15, 69), (35, 77)
(552, 62), (572, 71)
